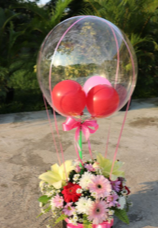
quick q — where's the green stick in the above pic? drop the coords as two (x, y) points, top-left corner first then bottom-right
(78, 129), (82, 166)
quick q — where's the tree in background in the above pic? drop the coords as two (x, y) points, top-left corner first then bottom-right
(1, 0), (158, 114)
(0, 0), (76, 113)
(0, 6), (24, 103)
(84, 0), (158, 98)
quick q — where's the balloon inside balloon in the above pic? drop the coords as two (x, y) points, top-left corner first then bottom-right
(86, 85), (119, 118)
(83, 76), (112, 95)
(37, 15), (137, 119)
(51, 80), (86, 116)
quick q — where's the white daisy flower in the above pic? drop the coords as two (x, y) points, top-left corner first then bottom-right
(46, 192), (51, 197)
(118, 196), (126, 209)
(76, 188), (82, 194)
(76, 197), (93, 215)
(79, 172), (94, 190)
(50, 199), (55, 210)
(46, 191), (54, 197)
(75, 174), (80, 178)
(108, 210), (114, 216)
(70, 217), (77, 226)
(91, 192), (97, 198)
(78, 218), (83, 223)
(73, 215), (78, 221)
(73, 174), (80, 182)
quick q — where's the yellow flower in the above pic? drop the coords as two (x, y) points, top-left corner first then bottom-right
(96, 153), (124, 181)
(39, 160), (74, 189)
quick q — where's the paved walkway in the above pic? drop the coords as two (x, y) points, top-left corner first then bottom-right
(0, 98), (158, 228)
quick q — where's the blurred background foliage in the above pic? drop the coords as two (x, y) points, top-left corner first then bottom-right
(0, 0), (158, 114)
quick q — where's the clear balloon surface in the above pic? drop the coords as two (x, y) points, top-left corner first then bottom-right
(37, 15), (137, 119)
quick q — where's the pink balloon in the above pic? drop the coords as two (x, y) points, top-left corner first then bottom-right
(83, 76), (112, 95)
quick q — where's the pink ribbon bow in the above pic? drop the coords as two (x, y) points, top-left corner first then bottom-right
(63, 117), (99, 141)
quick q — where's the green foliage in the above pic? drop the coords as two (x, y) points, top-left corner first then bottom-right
(45, 205), (52, 213)
(36, 212), (43, 218)
(0, 67), (9, 99)
(1, 0), (158, 114)
(0, 0), (75, 113)
(38, 195), (50, 204)
(83, 215), (92, 228)
(36, 205), (51, 218)
(0, 7), (26, 102)
(114, 208), (130, 224)
(9, 70), (39, 90)
(54, 214), (67, 226)
(85, 0), (158, 98)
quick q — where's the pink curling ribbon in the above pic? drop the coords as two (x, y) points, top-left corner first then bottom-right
(65, 219), (114, 228)
(63, 117), (99, 141)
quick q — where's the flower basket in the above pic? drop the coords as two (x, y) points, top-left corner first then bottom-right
(38, 153), (131, 228)
(64, 218), (114, 228)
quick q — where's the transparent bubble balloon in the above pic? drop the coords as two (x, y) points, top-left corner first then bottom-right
(37, 15), (137, 119)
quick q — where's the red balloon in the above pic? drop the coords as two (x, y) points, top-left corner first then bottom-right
(51, 80), (86, 116)
(86, 85), (119, 118)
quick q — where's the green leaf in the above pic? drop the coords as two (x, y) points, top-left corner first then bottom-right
(83, 222), (92, 228)
(36, 206), (51, 218)
(45, 205), (51, 213)
(38, 195), (50, 204)
(54, 214), (67, 226)
(83, 214), (92, 228)
(115, 208), (129, 224)
(36, 212), (43, 218)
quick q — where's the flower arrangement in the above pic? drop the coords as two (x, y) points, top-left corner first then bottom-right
(38, 153), (131, 227)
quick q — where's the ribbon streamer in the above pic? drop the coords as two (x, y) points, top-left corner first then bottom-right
(63, 117), (98, 162)
(63, 117), (99, 142)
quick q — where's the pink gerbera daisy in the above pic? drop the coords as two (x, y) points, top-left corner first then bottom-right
(63, 202), (75, 216)
(52, 194), (63, 208)
(88, 200), (108, 224)
(89, 175), (112, 198)
(107, 193), (118, 207)
(84, 164), (95, 172)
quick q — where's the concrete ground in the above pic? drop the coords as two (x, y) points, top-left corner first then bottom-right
(0, 98), (158, 228)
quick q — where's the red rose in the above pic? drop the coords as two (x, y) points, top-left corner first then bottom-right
(62, 182), (81, 203)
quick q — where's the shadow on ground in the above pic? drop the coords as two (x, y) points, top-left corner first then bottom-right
(115, 180), (158, 228)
